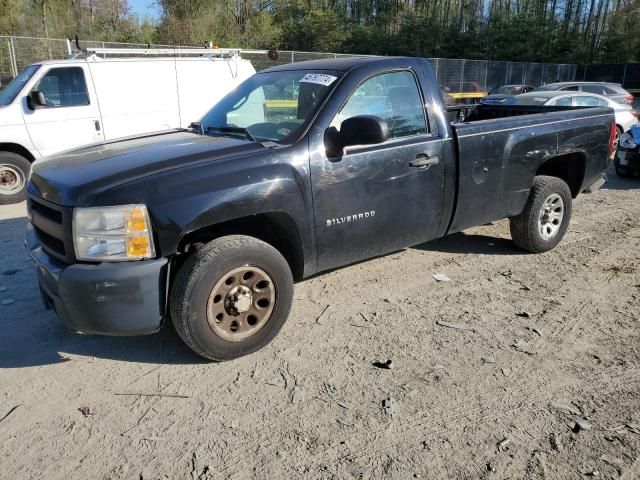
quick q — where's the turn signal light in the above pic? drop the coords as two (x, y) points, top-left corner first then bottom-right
(127, 235), (152, 257)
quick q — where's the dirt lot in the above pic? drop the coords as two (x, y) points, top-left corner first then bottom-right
(0, 171), (638, 480)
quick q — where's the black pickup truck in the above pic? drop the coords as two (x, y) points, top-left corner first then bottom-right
(26, 57), (615, 361)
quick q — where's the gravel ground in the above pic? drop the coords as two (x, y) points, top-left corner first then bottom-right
(0, 170), (639, 480)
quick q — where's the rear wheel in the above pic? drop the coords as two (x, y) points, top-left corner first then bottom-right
(170, 235), (293, 361)
(510, 175), (572, 253)
(0, 152), (30, 205)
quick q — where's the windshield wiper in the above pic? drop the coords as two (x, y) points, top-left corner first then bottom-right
(205, 126), (256, 143)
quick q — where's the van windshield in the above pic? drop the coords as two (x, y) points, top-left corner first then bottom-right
(200, 69), (342, 143)
(0, 65), (40, 106)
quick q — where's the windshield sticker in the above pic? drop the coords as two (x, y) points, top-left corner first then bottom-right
(300, 73), (337, 86)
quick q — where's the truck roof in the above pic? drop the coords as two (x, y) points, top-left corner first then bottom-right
(261, 56), (408, 73)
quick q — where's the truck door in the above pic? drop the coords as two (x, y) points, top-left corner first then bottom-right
(22, 65), (102, 158)
(310, 69), (445, 271)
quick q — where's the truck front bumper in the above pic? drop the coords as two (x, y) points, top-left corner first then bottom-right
(26, 224), (168, 336)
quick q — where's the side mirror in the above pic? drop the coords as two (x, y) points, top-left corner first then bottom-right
(188, 121), (203, 133)
(325, 115), (389, 157)
(27, 90), (46, 109)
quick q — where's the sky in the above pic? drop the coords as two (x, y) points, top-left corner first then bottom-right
(129, 0), (160, 20)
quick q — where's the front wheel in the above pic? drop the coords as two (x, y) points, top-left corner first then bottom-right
(170, 235), (293, 361)
(509, 175), (572, 253)
(0, 152), (30, 205)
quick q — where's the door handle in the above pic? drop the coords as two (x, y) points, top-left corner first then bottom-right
(410, 154), (440, 168)
(94, 120), (101, 132)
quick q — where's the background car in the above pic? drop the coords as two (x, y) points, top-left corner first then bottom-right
(504, 91), (638, 147)
(481, 84), (535, 104)
(533, 82), (634, 105)
(614, 126), (640, 178)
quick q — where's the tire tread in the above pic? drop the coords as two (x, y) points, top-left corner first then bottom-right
(169, 235), (292, 361)
(509, 175), (572, 253)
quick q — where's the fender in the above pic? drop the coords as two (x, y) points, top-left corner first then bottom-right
(92, 142), (317, 276)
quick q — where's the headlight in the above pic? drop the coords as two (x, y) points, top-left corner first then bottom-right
(620, 132), (637, 149)
(73, 204), (155, 261)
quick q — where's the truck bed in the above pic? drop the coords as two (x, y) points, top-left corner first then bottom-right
(447, 105), (614, 233)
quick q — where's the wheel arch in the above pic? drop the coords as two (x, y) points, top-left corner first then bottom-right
(536, 152), (587, 198)
(0, 143), (36, 162)
(175, 212), (306, 281)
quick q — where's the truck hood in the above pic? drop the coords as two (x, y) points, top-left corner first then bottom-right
(29, 130), (263, 206)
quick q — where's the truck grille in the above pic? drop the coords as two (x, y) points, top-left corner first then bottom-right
(28, 195), (75, 263)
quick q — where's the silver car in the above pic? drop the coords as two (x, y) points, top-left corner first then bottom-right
(533, 82), (634, 105)
(504, 91), (638, 147)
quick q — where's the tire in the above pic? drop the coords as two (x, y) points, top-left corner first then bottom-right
(509, 175), (572, 253)
(615, 165), (631, 178)
(170, 235), (293, 361)
(614, 155), (631, 178)
(0, 152), (30, 205)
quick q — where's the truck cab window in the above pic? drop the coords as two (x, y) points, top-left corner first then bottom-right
(201, 70), (342, 143)
(33, 67), (89, 107)
(334, 71), (428, 139)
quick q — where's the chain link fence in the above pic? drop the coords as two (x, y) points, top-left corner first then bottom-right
(1, 34), (577, 95)
(576, 64), (640, 93)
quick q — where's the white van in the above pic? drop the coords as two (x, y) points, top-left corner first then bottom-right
(0, 51), (256, 204)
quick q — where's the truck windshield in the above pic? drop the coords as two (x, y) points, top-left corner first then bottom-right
(0, 64), (40, 106)
(200, 69), (342, 143)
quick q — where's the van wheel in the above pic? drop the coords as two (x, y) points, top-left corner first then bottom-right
(510, 175), (572, 253)
(0, 152), (30, 205)
(170, 235), (293, 361)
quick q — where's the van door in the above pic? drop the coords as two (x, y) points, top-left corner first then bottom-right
(22, 65), (102, 157)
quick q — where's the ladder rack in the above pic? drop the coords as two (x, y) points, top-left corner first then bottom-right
(65, 39), (273, 59)
(84, 47), (269, 58)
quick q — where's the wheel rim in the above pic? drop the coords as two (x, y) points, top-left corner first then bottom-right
(206, 265), (276, 342)
(613, 128), (621, 150)
(0, 164), (24, 196)
(538, 193), (564, 241)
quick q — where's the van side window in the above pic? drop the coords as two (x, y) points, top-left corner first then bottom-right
(34, 67), (89, 108)
(334, 71), (428, 139)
